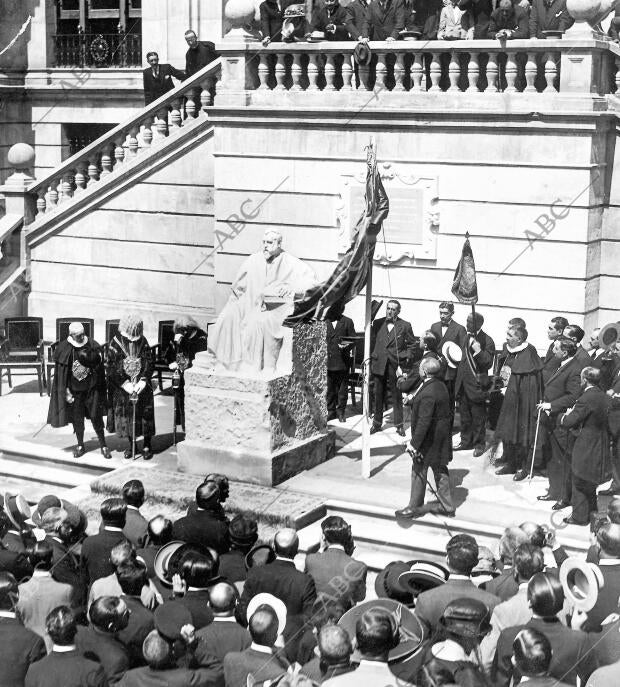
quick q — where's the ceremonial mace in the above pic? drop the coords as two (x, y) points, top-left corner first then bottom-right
(172, 352), (189, 446)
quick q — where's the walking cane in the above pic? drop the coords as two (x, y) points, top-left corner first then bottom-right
(130, 387), (138, 460)
(529, 406), (543, 482)
(172, 368), (181, 446)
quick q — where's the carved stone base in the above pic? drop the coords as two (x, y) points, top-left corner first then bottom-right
(176, 322), (335, 486)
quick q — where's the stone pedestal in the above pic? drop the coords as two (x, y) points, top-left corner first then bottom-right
(177, 322), (335, 485)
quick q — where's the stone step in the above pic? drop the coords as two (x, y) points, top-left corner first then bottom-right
(0, 454), (106, 491)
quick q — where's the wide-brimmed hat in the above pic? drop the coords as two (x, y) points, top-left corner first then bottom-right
(3, 493), (31, 531)
(440, 598), (492, 638)
(247, 593), (287, 637)
(399, 560), (449, 594)
(153, 541), (209, 586)
(374, 560), (415, 604)
(283, 3), (305, 17)
(339, 598), (424, 663)
(245, 544), (276, 571)
(353, 42), (372, 67)
(442, 341), (463, 369)
(29, 495), (62, 527)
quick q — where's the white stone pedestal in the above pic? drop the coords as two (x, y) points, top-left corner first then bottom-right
(176, 322), (336, 485)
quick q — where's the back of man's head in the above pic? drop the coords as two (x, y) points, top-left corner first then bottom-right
(597, 522), (620, 558)
(513, 544), (544, 583)
(110, 540), (135, 569)
(249, 606), (278, 647)
(446, 534), (479, 575)
(147, 515), (173, 546)
(318, 625), (352, 666)
(228, 514), (258, 553)
(513, 628), (552, 676)
(356, 608), (395, 660)
(179, 550), (218, 588)
(46, 605), (77, 646)
(273, 528), (299, 559)
(89, 596), (130, 634)
(499, 527), (529, 564)
(420, 357), (441, 378)
(195, 481), (220, 510)
(555, 337), (577, 358)
(208, 581), (238, 615)
(122, 480), (145, 508)
(565, 324), (585, 344)
(608, 498), (620, 524)
(29, 541), (54, 572)
(527, 572), (564, 618)
(0, 572), (18, 611)
(100, 498), (127, 529)
(142, 630), (173, 670)
(321, 516), (352, 548)
(310, 598), (346, 631)
(519, 522), (546, 549)
(116, 560), (148, 597)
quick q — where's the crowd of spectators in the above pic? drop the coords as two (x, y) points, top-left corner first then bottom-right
(3, 471), (620, 686)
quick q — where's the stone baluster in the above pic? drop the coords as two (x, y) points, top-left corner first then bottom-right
(100, 146), (114, 175)
(448, 51), (460, 91)
(155, 110), (168, 139)
(466, 52), (479, 92)
(114, 138), (126, 167)
(185, 90), (197, 118)
(325, 54), (336, 91)
(36, 189), (46, 215)
(200, 79), (214, 109)
(375, 53), (388, 92)
(429, 52), (441, 91)
(291, 53), (303, 91)
(60, 172), (74, 202)
(505, 52), (517, 92)
(525, 52), (537, 92)
(170, 99), (182, 128)
(127, 127), (139, 157)
(486, 53), (499, 92)
(342, 55), (353, 91)
(87, 159), (99, 185)
(394, 52), (405, 91)
(307, 54), (319, 91)
(274, 53), (286, 91)
(544, 52), (558, 92)
(141, 119), (153, 148)
(48, 180), (59, 208)
(74, 164), (88, 192)
(258, 53), (270, 90)
(410, 53), (424, 92)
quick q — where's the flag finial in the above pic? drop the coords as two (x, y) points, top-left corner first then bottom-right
(465, 230), (470, 239)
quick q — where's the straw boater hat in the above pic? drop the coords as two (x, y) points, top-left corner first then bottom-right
(153, 541), (210, 586)
(246, 593), (287, 637)
(398, 560), (449, 594)
(442, 341), (463, 369)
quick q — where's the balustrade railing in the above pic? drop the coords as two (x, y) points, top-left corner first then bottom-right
(53, 32), (142, 68)
(28, 58), (221, 220)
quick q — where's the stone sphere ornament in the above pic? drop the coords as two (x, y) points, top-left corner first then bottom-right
(7, 142), (35, 171)
(566, 0), (620, 29)
(224, 0), (256, 28)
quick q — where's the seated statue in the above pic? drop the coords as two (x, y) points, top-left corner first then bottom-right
(208, 230), (318, 374)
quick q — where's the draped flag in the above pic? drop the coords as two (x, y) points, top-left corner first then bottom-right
(451, 233), (478, 305)
(283, 142), (389, 326)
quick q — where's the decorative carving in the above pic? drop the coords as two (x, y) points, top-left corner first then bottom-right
(335, 162), (440, 265)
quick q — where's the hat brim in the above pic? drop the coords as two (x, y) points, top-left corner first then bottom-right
(3, 493), (31, 531)
(153, 540), (188, 586)
(374, 561), (415, 602)
(399, 564), (448, 594)
(247, 593), (287, 637)
(353, 45), (373, 67)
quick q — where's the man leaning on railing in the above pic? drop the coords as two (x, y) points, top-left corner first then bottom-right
(488, 0), (530, 39)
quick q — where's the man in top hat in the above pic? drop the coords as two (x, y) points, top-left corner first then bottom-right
(395, 357), (454, 519)
(326, 304), (356, 422)
(454, 312), (496, 456)
(370, 299), (417, 436)
(47, 322), (110, 459)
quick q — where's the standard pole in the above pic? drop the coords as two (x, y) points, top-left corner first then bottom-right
(361, 266), (373, 479)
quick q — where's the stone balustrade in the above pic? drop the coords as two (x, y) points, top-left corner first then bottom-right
(216, 38), (620, 111)
(28, 58), (222, 218)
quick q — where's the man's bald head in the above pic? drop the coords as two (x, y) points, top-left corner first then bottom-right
(142, 630), (172, 670)
(420, 357), (441, 378)
(249, 606), (278, 647)
(318, 625), (352, 666)
(209, 582), (238, 615)
(274, 528), (299, 559)
(147, 515), (173, 546)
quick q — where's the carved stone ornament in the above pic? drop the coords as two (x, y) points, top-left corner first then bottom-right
(335, 162), (440, 265)
(90, 35), (110, 64)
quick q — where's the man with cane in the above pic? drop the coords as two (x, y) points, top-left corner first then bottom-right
(395, 357), (455, 519)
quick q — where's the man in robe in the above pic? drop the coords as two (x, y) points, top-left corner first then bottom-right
(209, 230), (318, 373)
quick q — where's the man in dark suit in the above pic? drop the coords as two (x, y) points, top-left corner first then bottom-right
(311, 0), (359, 39)
(560, 367), (611, 525)
(605, 358), (620, 497)
(240, 528), (316, 626)
(24, 606), (106, 687)
(165, 549), (219, 629)
(586, 327), (614, 391)
(196, 582), (251, 663)
(482, 527), (527, 602)
(529, 0), (573, 38)
(172, 481), (230, 554)
(121, 480), (148, 549)
(81, 498), (129, 587)
(536, 338), (583, 507)
(45, 512), (86, 617)
(326, 305), (356, 422)
(583, 522), (620, 632)
(224, 605), (289, 686)
(137, 515), (173, 581)
(346, 0), (370, 36)
(396, 357), (454, 518)
(564, 324), (592, 369)
(305, 515), (367, 610)
(430, 301), (468, 416)
(0, 572), (46, 687)
(454, 312), (495, 456)
(510, 628), (573, 687)
(219, 515), (258, 584)
(413, 533), (500, 636)
(0, 509), (33, 582)
(184, 30), (217, 78)
(360, 0), (406, 39)
(542, 316), (567, 383)
(370, 299), (417, 435)
(142, 52), (184, 106)
(259, 0), (299, 45)
(116, 561), (156, 667)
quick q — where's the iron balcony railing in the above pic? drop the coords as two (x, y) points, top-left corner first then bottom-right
(53, 31), (142, 68)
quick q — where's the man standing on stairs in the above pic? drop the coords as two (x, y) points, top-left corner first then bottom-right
(47, 322), (111, 459)
(142, 52), (185, 106)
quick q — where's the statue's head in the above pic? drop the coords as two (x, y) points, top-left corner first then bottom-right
(262, 230), (283, 261)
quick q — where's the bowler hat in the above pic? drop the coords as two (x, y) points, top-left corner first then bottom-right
(154, 603), (193, 640)
(353, 42), (372, 67)
(440, 598), (492, 638)
(398, 560), (449, 594)
(3, 493), (31, 531)
(442, 341), (462, 369)
(374, 560), (415, 604)
(229, 514), (258, 547)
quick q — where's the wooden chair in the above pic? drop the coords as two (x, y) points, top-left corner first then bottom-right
(46, 318), (95, 395)
(347, 333), (366, 409)
(0, 317), (45, 396)
(150, 320), (176, 391)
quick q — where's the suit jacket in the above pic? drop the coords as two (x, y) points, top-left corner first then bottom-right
(124, 508), (148, 549)
(410, 377), (452, 468)
(430, 319), (468, 381)
(561, 385), (610, 484)
(81, 528), (128, 586)
(166, 591), (215, 629)
(311, 4), (358, 39)
(585, 562), (620, 631)
(117, 595), (155, 667)
(488, 5), (530, 37)
(518, 678), (572, 687)
(324, 659), (407, 687)
(2, 530), (27, 553)
(590, 349), (614, 391)
(46, 535), (86, 616)
(142, 64), (185, 106)
(118, 665), (217, 687)
(195, 617), (251, 663)
(362, 0), (406, 39)
(414, 577), (500, 635)
(0, 615), (46, 687)
(259, 0), (299, 43)
(455, 330), (495, 402)
(18, 574), (74, 651)
(24, 650), (107, 687)
(346, 0), (370, 34)
(76, 624), (130, 685)
(482, 568), (519, 602)
(480, 584), (531, 669)
(493, 616), (595, 686)
(609, 366), (620, 439)
(543, 357), (582, 417)
(185, 41), (217, 79)
(240, 559), (316, 624)
(218, 549), (247, 583)
(0, 545), (33, 583)
(370, 317), (417, 376)
(172, 510), (230, 554)
(529, 0), (573, 38)
(327, 316), (356, 372)
(224, 646), (289, 687)
(305, 546), (367, 609)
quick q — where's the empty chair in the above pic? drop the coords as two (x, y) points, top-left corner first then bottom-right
(0, 317), (45, 396)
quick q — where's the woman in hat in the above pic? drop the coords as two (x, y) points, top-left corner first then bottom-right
(106, 314), (155, 460)
(47, 322), (110, 459)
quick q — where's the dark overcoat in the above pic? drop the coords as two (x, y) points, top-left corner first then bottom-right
(454, 329), (495, 403)
(410, 377), (452, 468)
(370, 316), (417, 376)
(327, 315), (356, 372)
(361, 0), (406, 40)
